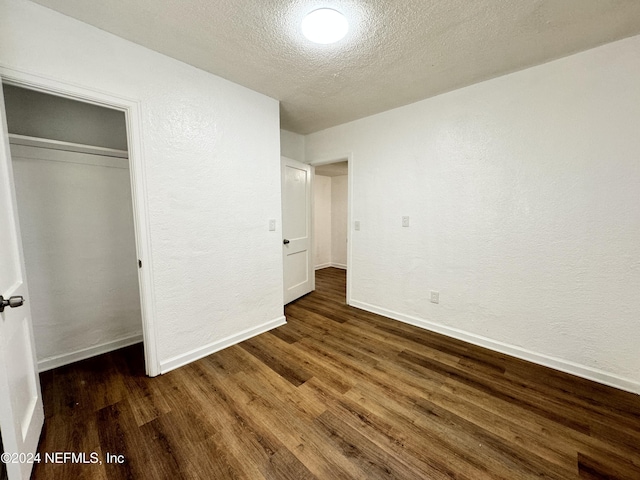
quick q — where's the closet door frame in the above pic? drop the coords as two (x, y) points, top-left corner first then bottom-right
(0, 67), (160, 377)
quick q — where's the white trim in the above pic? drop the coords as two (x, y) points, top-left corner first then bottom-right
(315, 263), (347, 270)
(1, 65), (160, 377)
(9, 143), (128, 169)
(350, 299), (640, 395)
(309, 152), (354, 305)
(125, 97), (160, 377)
(159, 316), (287, 374)
(38, 334), (143, 372)
(310, 165), (316, 293)
(346, 155), (353, 305)
(8, 134), (128, 158)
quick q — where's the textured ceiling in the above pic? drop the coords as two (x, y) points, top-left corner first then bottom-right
(31, 0), (640, 134)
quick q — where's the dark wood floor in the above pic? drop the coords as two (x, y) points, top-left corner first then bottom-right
(33, 268), (640, 479)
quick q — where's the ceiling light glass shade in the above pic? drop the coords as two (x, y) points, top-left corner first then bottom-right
(301, 8), (349, 44)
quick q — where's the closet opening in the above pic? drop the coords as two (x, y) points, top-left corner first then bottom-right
(2, 84), (146, 374)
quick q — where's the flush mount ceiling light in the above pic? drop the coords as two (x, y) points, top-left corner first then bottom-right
(301, 8), (349, 44)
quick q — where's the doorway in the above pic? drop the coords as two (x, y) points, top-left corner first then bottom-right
(312, 159), (350, 303)
(2, 84), (146, 373)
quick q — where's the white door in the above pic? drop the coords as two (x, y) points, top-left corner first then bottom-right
(0, 82), (44, 480)
(282, 156), (314, 304)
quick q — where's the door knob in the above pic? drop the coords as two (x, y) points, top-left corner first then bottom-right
(0, 295), (24, 313)
(283, 239), (290, 245)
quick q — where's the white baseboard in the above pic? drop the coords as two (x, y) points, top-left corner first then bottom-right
(315, 263), (347, 270)
(159, 316), (287, 374)
(350, 300), (640, 395)
(38, 334), (143, 372)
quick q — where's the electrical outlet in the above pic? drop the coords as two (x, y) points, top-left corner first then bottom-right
(402, 216), (410, 227)
(269, 219), (276, 231)
(430, 291), (439, 304)
(354, 221), (360, 231)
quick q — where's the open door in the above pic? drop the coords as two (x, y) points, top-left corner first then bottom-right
(0, 82), (44, 480)
(281, 156), (314, 304)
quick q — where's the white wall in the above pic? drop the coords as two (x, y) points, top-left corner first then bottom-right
(280, 129), (305, 162)
(306, 35), (640, 393)
(0, 0), (283, 373)
(11, 144), (141, 369)
(313, 174), (348, 270)
(313, 174), (332, 268)
(331, 175), (348, 268)
(4, 84), (128, 150)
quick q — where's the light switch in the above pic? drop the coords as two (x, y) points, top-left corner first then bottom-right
(354, 221), (360, 231)
(402, 216), (410, 227)
(269, 219), (276, 231)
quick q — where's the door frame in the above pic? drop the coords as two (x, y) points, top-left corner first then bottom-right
(309, 153), (353, 305)
(0, 66), (160, 376)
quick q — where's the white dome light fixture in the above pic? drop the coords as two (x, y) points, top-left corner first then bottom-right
(301, 8), (349, 44)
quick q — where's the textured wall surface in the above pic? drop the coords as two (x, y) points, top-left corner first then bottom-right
(331, 175), (348, 268)
(306, 35), (640, 391)
(4, 84), (128, 150)
(0, 0), (283, 369)
(11, 145), (141, 364)
(313, 174), (331, 268)
(280, 129), (305, 162)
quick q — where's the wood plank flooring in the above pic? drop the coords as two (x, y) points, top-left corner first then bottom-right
(32, 268), (640, 479)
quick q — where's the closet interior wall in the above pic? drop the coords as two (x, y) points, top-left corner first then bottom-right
(3, 84), (142, 371)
